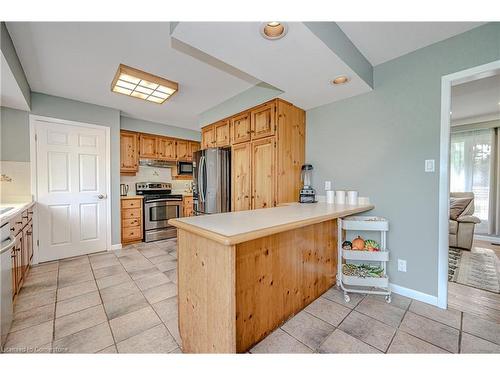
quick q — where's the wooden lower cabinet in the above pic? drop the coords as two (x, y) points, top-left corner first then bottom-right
(176, 219), (337, 353)
(121, 198), (143, 244)
(183, 196), (194, 217)
(10, 205), (34, 300)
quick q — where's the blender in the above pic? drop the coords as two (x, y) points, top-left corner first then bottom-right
(299, 164), (316, 203)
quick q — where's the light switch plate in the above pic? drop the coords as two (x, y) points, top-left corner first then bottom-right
(398, 259), (407, 272)
(425, 159), (435, 172)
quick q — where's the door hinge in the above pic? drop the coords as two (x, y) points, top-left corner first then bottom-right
(34, 133), (37, 142)
(37, 240), (39, 247)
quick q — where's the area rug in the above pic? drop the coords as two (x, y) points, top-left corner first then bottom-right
(449, 247), (500, 293)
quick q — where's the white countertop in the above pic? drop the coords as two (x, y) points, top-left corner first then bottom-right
(169, 202), (374, 245)
(0, 201), (35, 226)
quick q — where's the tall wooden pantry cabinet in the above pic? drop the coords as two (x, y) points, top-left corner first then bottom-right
(201, 98), (305, 211)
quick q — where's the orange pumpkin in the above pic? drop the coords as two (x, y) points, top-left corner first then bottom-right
(351, 236), (365, 250)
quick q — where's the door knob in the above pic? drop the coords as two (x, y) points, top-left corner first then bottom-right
(98, 194), (106, 199)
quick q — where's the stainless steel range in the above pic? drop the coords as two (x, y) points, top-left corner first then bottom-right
(136, 182), (183, 242)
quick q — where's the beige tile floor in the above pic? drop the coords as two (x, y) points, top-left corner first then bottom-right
(3, 239), (500, 354)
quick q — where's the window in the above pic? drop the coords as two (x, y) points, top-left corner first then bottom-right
(450, 129), (493, 234)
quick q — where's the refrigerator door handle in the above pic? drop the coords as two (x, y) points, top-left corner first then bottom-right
(198, 155), (206, 203)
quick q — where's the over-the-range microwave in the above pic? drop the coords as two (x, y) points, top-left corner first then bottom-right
(177, 161), (193, 175)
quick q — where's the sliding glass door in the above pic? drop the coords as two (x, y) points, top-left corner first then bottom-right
(450, 129), (493, 234)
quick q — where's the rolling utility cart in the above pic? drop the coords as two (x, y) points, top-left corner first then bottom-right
(337, 216), (391, 303)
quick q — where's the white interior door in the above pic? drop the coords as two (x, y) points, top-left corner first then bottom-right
(34, 118), (109, 262)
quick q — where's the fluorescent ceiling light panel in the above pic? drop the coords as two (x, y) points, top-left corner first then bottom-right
(111, 64), (178, 104)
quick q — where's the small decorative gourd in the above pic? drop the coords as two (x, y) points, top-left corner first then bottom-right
(351, 236), (365, 250)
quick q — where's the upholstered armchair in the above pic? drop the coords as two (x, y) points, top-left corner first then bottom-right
(449, 192), (481, 250)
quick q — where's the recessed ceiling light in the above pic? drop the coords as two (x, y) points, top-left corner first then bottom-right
(331, 75), (350, 85)
(260, 22), (287, 40)
(111, 64), (178, 104)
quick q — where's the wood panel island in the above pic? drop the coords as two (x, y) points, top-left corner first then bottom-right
(168, 202), (374, 353)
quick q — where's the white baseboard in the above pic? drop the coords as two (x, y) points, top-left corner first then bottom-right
(390, 283), (439, 307)
(110, 243), (122, 251)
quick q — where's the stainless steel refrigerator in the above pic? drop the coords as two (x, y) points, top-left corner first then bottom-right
(192, 148), (231, 215)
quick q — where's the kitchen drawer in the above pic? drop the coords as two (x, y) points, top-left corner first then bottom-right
(122, 208), (141, 219)
(121, 199), (142, 209)
(122, 218), (141, 228)
(122, 227), (142, 241)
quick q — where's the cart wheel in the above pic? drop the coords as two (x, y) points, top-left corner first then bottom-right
(385, 295), (391, 303)
(344, 294), (351, 303)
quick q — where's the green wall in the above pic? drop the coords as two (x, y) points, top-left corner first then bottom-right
(121, 116), (201, 141)
(306, 22), (500, 296)
(0, 106), (30, 161)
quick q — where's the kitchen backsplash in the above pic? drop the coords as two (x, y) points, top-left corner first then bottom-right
(0, 161), (33, 202)
(120, 165), (192, 195)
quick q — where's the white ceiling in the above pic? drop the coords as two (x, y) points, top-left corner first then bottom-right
(172, 22), (372, 110)
(451, 73), (500, 125)
(5, 22), (257, 130)
(337, 22), (485, 66)
(5, 22), (490, 131)
(1, 52), (30, 111)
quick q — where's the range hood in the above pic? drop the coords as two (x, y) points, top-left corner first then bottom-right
(139, 159), (176, 168)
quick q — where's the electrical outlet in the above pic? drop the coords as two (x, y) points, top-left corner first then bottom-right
(398, 259), (407, 272)
(425, 159), (435, 172)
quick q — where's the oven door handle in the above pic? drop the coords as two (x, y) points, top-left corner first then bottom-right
(145, 199), (182, 204)
(198, 155), (206, 203)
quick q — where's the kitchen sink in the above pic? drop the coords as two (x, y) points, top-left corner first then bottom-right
(0, 207), (14, 215)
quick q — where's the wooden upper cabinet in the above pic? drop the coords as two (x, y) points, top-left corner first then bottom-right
(251, 102), (275, 140)
(231, 112), (251, 145)
(189, 142), (200, 160)
(231, 143), (252, 212)
(140, 134), (157, 159)
(202, 125), (215, 149)
(215, 120), (230, 147)
(176, 140), (189, 160)
(251, 137), (276, 209)
(120, 131), (138, 173)
(157, 137), (176, 161)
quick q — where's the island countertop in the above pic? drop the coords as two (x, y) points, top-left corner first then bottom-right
(168, 202), (374, 246)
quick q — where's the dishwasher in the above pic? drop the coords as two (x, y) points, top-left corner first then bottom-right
(0, 222), (14, 350)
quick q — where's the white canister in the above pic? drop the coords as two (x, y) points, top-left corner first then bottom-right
(347, 190), (358, 205)
(335, 190), (346, 204)
(358, 196), (370, 205)
(326, 190), (335, 204)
